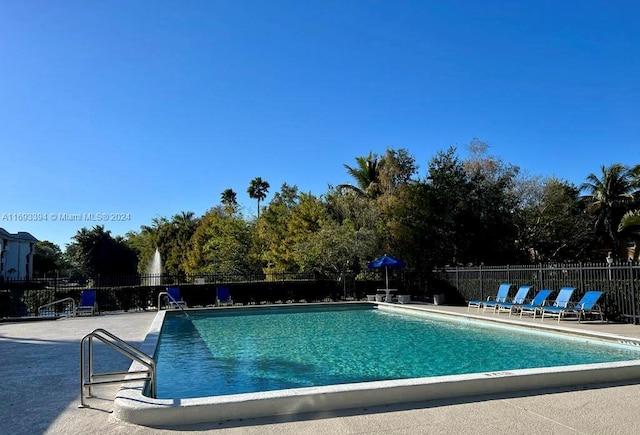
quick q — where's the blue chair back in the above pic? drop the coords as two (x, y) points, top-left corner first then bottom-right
(167, 286), (180, 301)
(531, 289), (552, 306)
(496, 283), (511, 303)
(553, 287), (575, 308)
(579, 291), (603, 310)
(217, 286), (230, 301)
(511, 286), (532, 304)
(80, 290), (96, 306)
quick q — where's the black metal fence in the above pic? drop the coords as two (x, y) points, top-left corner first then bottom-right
(4, 263), (640, 324)
(0, 271), (360, 319)
(435, 262), (640, 324)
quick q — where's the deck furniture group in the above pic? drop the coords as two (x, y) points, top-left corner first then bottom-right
(467, 283), (605, 323)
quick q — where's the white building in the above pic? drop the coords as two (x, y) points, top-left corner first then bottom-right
(0, 228), (37, 280)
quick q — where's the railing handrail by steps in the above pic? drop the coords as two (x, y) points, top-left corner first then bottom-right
(37, 297), (76, 317)
(80, 328), (155, 407)
(157, 291), (190, 318)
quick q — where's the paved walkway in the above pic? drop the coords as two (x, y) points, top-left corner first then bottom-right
(2, 306), (640, 434)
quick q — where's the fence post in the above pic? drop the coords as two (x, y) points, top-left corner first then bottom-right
(579, 262), (584, 292)
(479, 264), (483, 301)
(506, 264), (510, 284)
(54, 270), (59, 301)
(630, 261), (637, 325)
(539, 263), (543, 291)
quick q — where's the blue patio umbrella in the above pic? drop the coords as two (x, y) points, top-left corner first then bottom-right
(367, 254), (406, 290)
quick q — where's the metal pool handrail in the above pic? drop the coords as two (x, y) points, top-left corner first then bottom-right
(38, 297), (76, 317)
(80, 328), (156, 408)
(157, 291), (190, 318)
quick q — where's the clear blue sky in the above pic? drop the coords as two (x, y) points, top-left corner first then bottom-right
(1, 1), (638, 249)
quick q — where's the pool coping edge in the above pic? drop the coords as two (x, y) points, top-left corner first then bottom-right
(112, 302), (640, 427)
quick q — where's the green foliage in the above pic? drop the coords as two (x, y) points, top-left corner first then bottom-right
(325, 186), (380, 232)
(338, 152), (384, 198)
(619, 210), (640, 261)
(247, 177), (270, 218)
(295, 219), (376, 277)
(48, 145), (639, 290)
(389, 148), (465, 268)
(256, 183), (301, 272)
(221, 188), (239, 216)
(128, 212), (199, 276)
(387, 145), (527, 268)
(33, 241), (67, 276)
(378, 148), (417, 194)
(580, 163), (639, 258)
(619, 210), (640, 235)
(517, 178), (599, 262)
(66, 225), (137, 277)
(185, 206), (252, 274)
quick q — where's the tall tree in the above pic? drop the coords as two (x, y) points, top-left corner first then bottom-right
(256, 184), (300, 272)
(376, 148), (418, 253)
(131, 216), (169, 274)
(66, 226), (137, 279)
(168, 211), (199, 274)
(580, 164), (638, 258)
(420, 147), (470, 265)
(619, 210), (640, 261)
(247, 177), (270, 219)
(378, 148), (417, 195)
(338, 152), (384, 198)
(33, 241), (67, 276)
(185, 206), (252, 274)
(295, 218), (377, 278)
(129, 212), (198, 276)
(517, 178), (598, 262)
(221, 188), (239, 216)
(325, 184), (374, 222)
(462, 140), (524, 264)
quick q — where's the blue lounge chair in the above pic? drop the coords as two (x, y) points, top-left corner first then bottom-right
(542, 290), (604, 323)
(537, 287), (575, 321)
(216, 286), (233, 306)
(467, 283), (511, 312)
(166, 286), (187, 309)
(496, 285), (532, 315)
(518, 289), (553, 318)
(77, 290), (98, 316)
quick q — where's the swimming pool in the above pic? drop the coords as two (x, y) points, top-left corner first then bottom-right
(113, 302), (640, 427)
(155, 304), (640, 399)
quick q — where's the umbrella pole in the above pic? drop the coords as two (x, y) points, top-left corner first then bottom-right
(385, 266), (389, 290)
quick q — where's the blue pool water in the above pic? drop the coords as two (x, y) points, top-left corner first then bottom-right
(154, 304), (640, 399)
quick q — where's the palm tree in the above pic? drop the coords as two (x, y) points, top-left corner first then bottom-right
(619, 210), (640, 261)
(172, 211), (198, 243)
(69, 225), (113, 273)
(580, 164), (638, 258)
(337, 152), (384, 198)
(221, 188), (239, 215)
(247, 177), (270, 219)
(67, 225), (136, 277)
(172, 211), (196, 225)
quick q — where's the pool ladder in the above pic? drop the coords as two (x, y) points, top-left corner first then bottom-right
(80, 328), (156, 407)
(157, 291), (190, 318)
(38, 297), (76, 318)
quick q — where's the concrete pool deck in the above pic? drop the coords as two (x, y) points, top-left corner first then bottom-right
(2, 305), (640, 434)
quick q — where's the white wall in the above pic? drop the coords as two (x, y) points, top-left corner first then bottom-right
(0, 229), (37, 280)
